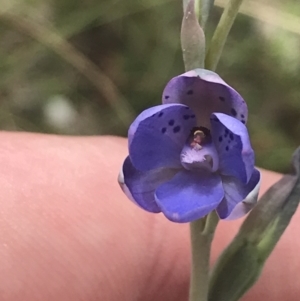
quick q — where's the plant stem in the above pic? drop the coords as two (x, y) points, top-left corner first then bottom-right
(195, 0), (215, 30)
(189, 213), (219, 301)
(205, 0), (244, 71)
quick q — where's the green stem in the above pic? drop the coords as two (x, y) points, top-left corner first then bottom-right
(194, 0), (201, 21)
(205, 0), (244, 71)
(189, 213), (219, 301)
(195, 0), (215, 30)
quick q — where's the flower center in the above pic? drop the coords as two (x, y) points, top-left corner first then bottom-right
(189, 126), (211, 149)
(180, 127), (219, 172)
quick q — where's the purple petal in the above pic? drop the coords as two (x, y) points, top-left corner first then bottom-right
(162, 69), (247, 128)
(155, 171), (224, 222)
(217, 168), (261, 220)
(129, 104), (196, 171)
(118, 156), (179, 213)
(210, 113), (254, 184)
(128, 105), (175, 145)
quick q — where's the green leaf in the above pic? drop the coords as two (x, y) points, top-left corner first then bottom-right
(181, 0), (205, 70)
(208, 147), (300, 301)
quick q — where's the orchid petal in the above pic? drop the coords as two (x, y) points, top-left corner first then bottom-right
(155, 171), (224, 222)
(211, 113), (254, 184)
(217, 169), (261, 219)
(162, 69), (247, 128)
(129, 104), (196, 171)
(180, 141), (219, 172)
(128, 104), (175, 145)
(118, 156), (179, 213)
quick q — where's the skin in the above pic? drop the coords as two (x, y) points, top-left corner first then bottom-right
(0, 133), (299, 301)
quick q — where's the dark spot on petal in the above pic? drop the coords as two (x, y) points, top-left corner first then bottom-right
(173, 126), (181, 133)
(219, 96), (225, 101)
(241, 120), (246, 124)
(151, 114), (156, 117)
(229, 133), (234, 140)
(228, 140), (232, 143)
(219, 136), (223, 142)
(231, 108), (237, 116)
(158, 112), (164, 117)
(168, 119), (175, 126)
(226, 146), (229, 151)
(225, 129), (229, 134)
(185, 107), (189, 110)
(241, 114), (245, 118)
(187, 90), (193, 95)
(164, 95), (170, 100)
(161, 127), (166, 134)
(190, 114), (195, 119)
(183, 115), (190, 120)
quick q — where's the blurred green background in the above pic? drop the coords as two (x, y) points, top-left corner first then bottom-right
(0, 0), (299, 172)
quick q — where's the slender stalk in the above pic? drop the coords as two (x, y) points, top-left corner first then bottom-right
(194, 0), (201, 21)
(205, 0), (244, 71)
(203, 211), (219, 236)
(189, 213), (219, 301)
(189, 219), (209, 301)
(195, 0), (215, 30)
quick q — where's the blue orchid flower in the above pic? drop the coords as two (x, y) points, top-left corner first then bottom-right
(118, 69), (260, 223)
